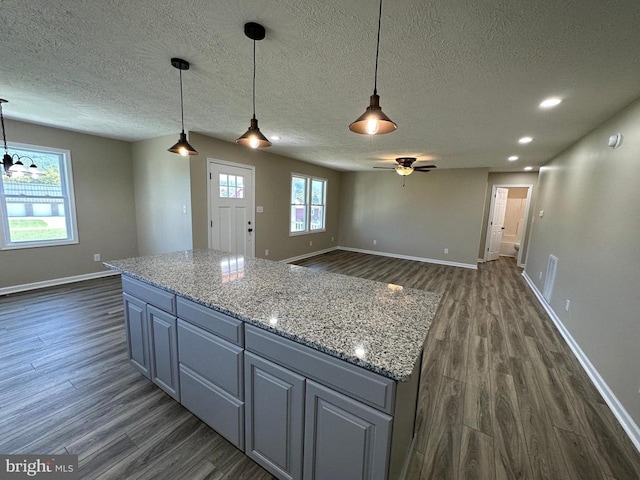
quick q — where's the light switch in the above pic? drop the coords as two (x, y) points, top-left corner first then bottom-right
(539, 210), (544, 218)
(256, 206), (264, 213)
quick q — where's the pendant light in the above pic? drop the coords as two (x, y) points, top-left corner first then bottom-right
(349, 0), (397, 135)
(236, 22), (271, 149)
(168, 58), (198, 156)
(0, 99), (39, 178)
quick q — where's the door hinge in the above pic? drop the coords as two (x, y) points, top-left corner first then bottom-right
(210, 221), (213, 227)
(209, 173), (212, 180)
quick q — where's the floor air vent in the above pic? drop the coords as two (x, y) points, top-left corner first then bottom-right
(542, 254), (558, 303)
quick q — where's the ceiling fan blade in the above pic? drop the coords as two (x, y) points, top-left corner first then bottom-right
(414, 165), (437, 170)
(414, 169), (433, 173)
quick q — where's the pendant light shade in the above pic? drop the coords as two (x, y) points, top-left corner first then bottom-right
(168, 58), (198, 156)
(237, 22), (271, 149)
(349, 0), (397, 135)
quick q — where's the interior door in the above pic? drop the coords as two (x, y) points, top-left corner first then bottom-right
(208, 161), (255, 256)
(487, 187), (508, 261)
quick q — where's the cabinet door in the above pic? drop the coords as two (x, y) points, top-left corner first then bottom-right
(123, 293), (150, 378)
(147, 305), (180, 401)
(245, 352), (304, 480)
(304, 380), (392, 480)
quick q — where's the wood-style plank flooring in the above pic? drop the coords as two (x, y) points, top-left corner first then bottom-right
(294, 251), (640, 480)
(1, 252), (638, 479)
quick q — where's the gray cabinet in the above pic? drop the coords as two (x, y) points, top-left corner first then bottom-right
(244, 352), (304, 480)
(304, 380), (392, 480)
(122, 279), (180, 401)
(177, 299), (245, 449)
(123, 293), (149, 378)
(147, 305), (179, 401)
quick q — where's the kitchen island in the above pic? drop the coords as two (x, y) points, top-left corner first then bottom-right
(105, 249), (441, 480)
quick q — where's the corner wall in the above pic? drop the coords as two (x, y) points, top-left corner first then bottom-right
(525, 96), (640, 432)
(338, 168), (489, 267)
(131, 135), (193, 255)
(0, 120), (138, 289)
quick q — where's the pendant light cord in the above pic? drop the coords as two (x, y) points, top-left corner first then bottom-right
(252, 39), (257, 119)
(0, 102), (8, 153)
(179, 68), (185, 133)
(373, 0), (383, 95)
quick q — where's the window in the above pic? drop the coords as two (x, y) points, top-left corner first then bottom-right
(290, 174), (326, 234)
(0, 143), (78, 249)
(218, 173), (245, 199)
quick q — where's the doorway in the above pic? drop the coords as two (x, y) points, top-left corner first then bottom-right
(207, 159), (255, 257)
(484, 184), (533, 266)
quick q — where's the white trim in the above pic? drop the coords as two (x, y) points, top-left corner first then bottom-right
(280, 247), (339, 264)
(0, 270), (120, 296)
(338, 247), (478, 270)
(522, 271), (640, 453)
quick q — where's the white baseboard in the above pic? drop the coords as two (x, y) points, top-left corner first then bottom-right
(0, 270), (120, 296)
(280, 247), (339, 264)
(522, 271), (640, 453)
(338, 247), (478, 270)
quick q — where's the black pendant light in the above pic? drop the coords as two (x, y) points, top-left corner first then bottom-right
(349, 0), (397, 135)
(1, 99), (39, 178)
(237, 22), (271, 149)
(168, 58), (198, 156)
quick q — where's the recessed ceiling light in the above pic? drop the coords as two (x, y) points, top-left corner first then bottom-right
(508, 155), (519, 161)
(271, 135), (281, 141)
(539, 97), (562, 109)
(518, 136), (533, 144)
(524, 166), (533, 171)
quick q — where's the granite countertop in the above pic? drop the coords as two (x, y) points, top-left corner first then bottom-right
(105, 249), (441, 381)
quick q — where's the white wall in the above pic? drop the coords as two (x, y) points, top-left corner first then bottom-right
(525, 96), (640, 429)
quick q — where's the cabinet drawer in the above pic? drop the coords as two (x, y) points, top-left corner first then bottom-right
(180, 364), (244, 449)
(122, 276), (175, 314)
(245, 325), (396, 414)
(178, 319), (243, 398)
(177, 297), (243, 346)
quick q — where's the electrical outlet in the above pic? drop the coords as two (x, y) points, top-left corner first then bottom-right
(565, 299), (571, 311)
(539, 271), (543, 280)
(444, 248), (449, 254)
(309, 240), (312, 247)
(331, 236), (334, 242)
(265, 249), (269, 257)
(93, 254), (101, 262)
(373, 240), (377, 246)
(182, 204), (187, 214)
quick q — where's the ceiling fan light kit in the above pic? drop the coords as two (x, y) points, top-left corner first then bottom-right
(168, 58), (199, 156)
(349, 0), (397, 136)
(237, 22), (271, 149)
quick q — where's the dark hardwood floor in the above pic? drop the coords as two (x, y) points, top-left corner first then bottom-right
(295, 251), (640, 480)
(1, 252), (638, 479)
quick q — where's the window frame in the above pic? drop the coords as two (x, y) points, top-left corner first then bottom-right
(289, 173), (327, 236)
(0, 142), (79, 250)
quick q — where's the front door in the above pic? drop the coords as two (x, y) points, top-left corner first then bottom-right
(487, 187), (508, 261)
(208, 160), (255, 256)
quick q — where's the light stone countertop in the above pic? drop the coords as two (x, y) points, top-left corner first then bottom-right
(105, 249), (441, 381)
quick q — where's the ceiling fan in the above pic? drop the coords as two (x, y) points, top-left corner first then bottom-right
(374, 157), (436, 185)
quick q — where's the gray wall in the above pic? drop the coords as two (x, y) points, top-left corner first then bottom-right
(525, 97), (640, 425)
(132, 135), (193, 255)
(478, 172), (539, 264)
(338, 168), (489, 266)
(0, 120), (138, 288)
(188, 132), (341, 261)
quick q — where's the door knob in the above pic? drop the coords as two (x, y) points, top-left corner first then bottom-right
(248, 228), (253, 232)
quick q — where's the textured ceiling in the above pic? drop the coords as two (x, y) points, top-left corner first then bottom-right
(1, 0), (639, 172)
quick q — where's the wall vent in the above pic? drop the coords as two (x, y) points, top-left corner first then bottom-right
(542, 254), (558, 303)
